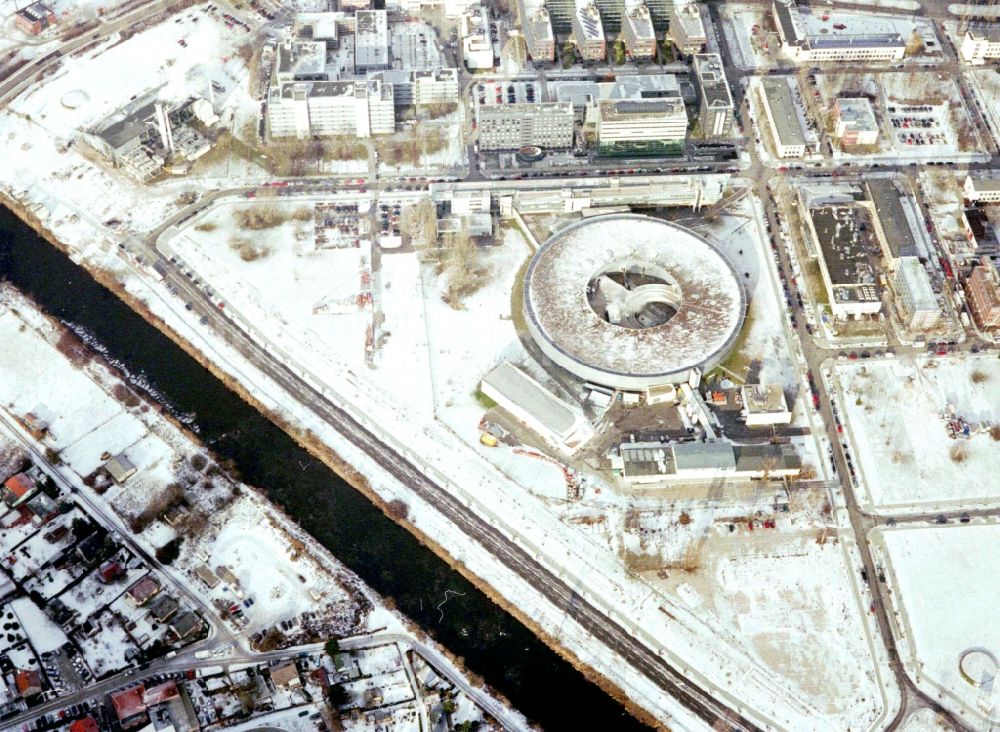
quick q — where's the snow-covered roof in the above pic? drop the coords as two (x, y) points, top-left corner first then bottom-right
(523, 215), (746, 383)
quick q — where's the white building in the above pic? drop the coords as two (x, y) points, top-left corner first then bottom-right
(741, 384), (792, 427)
(268, 79), (393, 138)
(892, 257), (940, 331)
(771, 0), (905, 63)
(355, 9), (390, 72)
(756, 77), (807, 158)
(621, 0), (656, 62)
(692, 53), (734, 138)
(274, 40), (329, 85)
(477, 102), (574, 150)
(518, 0), (555, 62)
(594, 98), (687, 156)
(669, 1), (707, 55)
(572, 0), (606, 62)
(480, 362), (594, 454)
(833, 97), (879, 146)
(461, 5), (494, 69)
(413, 68), (460, 106)
(611, 441), (801, 484)
(964, 175), (1000, 204)
(960, 27), (1000, 65)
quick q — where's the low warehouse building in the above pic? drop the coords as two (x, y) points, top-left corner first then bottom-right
(611, 440), (801, 484)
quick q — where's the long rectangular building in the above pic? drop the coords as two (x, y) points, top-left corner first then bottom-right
(621, 0), (656, 61)
(477, 102), (574, 150)
(772, 0), (905, 63)
(268, 78), (394, 138)
(693, 53), (734, 138)
(806, 205), (882, 319)
(892, 257), (939, 331)
(756, 77), (806, 158)
(518, 0), (556, 61)
(594, 98), (687, 157)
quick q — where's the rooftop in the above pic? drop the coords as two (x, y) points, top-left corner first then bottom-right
(835, 97), (878, 133)
(481, 362), (583, 439)
(693, 54), (734, 109)
(574, 0), (605, 42)
(742, 384), (788, 414)
(865, 179), (919, 260)
(672, 441), (737, 472)
(733, 444), (802, 473)
(276, 40), (327, 78)
(623, 0), (654, 41)
(597, 98), (686, 121)
(895, 257), (937, 312)
(759, 77), (805, 148)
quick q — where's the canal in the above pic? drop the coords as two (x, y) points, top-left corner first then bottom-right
(0, 205), (651, 731)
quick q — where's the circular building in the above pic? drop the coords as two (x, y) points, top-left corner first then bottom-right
(523, 214), (746, 390)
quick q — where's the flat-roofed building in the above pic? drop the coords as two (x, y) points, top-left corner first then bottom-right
(806, 205), (882, 319)
(833, 97), (878, 146)
(477, 102), (574, 150)
(268, 78), (393, 138)
(480, 362), (594, 454)
(961, 27), (1000, 65)
(771, 0), (905, 63)
(741, 384), (791, 427)
(594, 97), (687, 156)
(413, 68), (460, 106)
(966, 257), (1000, 331)
(354, 9), (389, 72)
(572, 0), (606, 62)
(864, 178), (920, 270)
(963, 175), (1000, 203)
(518, 0), (555, 61)
(621, 0), (656, 61)
(15, 1), (55, 35)
(892, 257), (939, 331)
(669, 1), (707, 55)
(462, 5), (494, 69)
(611, 440), (800, 484)
(274, 40), (328, 84)
(693, 53), (735, 138)
(756, 77), (807, 158)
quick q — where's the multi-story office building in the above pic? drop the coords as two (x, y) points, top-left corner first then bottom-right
(594, 98), (687, 156)
(966, 258), (1000, 331)
(477, 102), (575, 150)
(964, 175), (1000, 203)
(518, 0), (556, 62)
(268, 78), (394, 138)
(368, 69), (459, 108)
(960, 27), (1000, 65)
(621, 0), (656, 61)
(355, 10), (390, 72)
(756, 77), (807, 158)
(892, 257), (940, 331)
(669, 2), (707, 55)
(461, 5), (495, 69)
(572, 0), (607, 62)
(772, 0), (905, 63)
(833, 97), (879, 146)
(274, 41), (329, 85)
(692, 53), (734, 138)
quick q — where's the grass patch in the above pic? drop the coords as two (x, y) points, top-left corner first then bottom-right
(971, 369), (989, 384)
(475, 390), (497, 409)
(234, 207), (286, 230)
(803, 258), (829, 306)
(717, 306), (757, 381)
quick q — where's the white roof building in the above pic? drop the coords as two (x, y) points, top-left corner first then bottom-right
(355, 10), (390, 72)
(461, 5), (494, 69)
(833, 97), (879, 147)
(740, 384), (791, 427)
(960, 26), (1000, 65)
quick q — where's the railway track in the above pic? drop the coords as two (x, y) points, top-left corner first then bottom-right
(157, 257), (764, 732)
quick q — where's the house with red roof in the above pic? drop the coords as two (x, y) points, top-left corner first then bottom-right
(110, 685), (148, 729)
(3, 473), (38, 508)
(69, 718), (100, 732)
(15, 669), (42, 697)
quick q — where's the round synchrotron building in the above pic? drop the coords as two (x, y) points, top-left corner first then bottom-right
(522, 214), (746, 390)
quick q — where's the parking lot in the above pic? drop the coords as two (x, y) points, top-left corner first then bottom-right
(315, 202), (368, 249)
(476, 80), (539, 107)
(889, 105), (947, 147)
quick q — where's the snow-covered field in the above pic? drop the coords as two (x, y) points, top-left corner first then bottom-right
(874, 524), (1000, 728)
(832, 355), (1000, 513)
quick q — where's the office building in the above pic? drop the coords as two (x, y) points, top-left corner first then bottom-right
(961, 27), (1000, 65)
(892, 257), (939, 331)
(741, 384), (792, 427)
(864, 178), (919, 271)
(462, 5), (494, 69)
(478, 102), (574, 150)
(966, 257), (1000, 331)
(268, 78), (394, 138)
(519, 0), (556, 61)
(594, 97), (687, 156)
(572, 0), (607, 62)
(355, 10), (390, 72)
(756, 77), (807, 158)
(669, 2), (707, 55)
(621, 0), (656, 61)
(771, 0), (905, 63)
(692, 53), (735, 138)
(368, 68), (459, 108)
(963, 175), (1000, 204)
(832, 97), (878, 146)
(274, 40), (329, 84)
(806, 205), (882, 319)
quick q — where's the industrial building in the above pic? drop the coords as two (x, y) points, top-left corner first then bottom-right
(480, 362), (594, 454)
(594, 98), (687, 156)
(83, 92), (217, 182)
(864, 178), (920, 271)
(621, 0), (656, 61)
(806, 205), (882, 319)
(522, 214), (745, 390)
(268, 78), (394, 138)
(756, 77), (808, 158)
(771, 0), (906, 63)
(669, 1), (707, 55)
(461, 5), (494, 69)
(963, 175), (1000, 204)
(354, 10), (390, 72)
(519, 0), (556, 62)
(477, 102), (574, 150)
(741, 384), (791, 427)
(833, 97), (879, 147)
(892, 257), (939, 331)
(966, 257), (1000, 331)
(572, 0), (607, 62)
(15, 1), (55, 35)
(960, 27), (1000, 65)
(693, 54), (735, 138)
(611, 440), (801, 484)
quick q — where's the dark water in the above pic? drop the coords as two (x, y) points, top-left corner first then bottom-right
(0, 206), (650, 732)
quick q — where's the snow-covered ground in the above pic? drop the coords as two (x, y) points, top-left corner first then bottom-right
(831, 355), (1000, 514)
(873, 524), (1000, 728)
